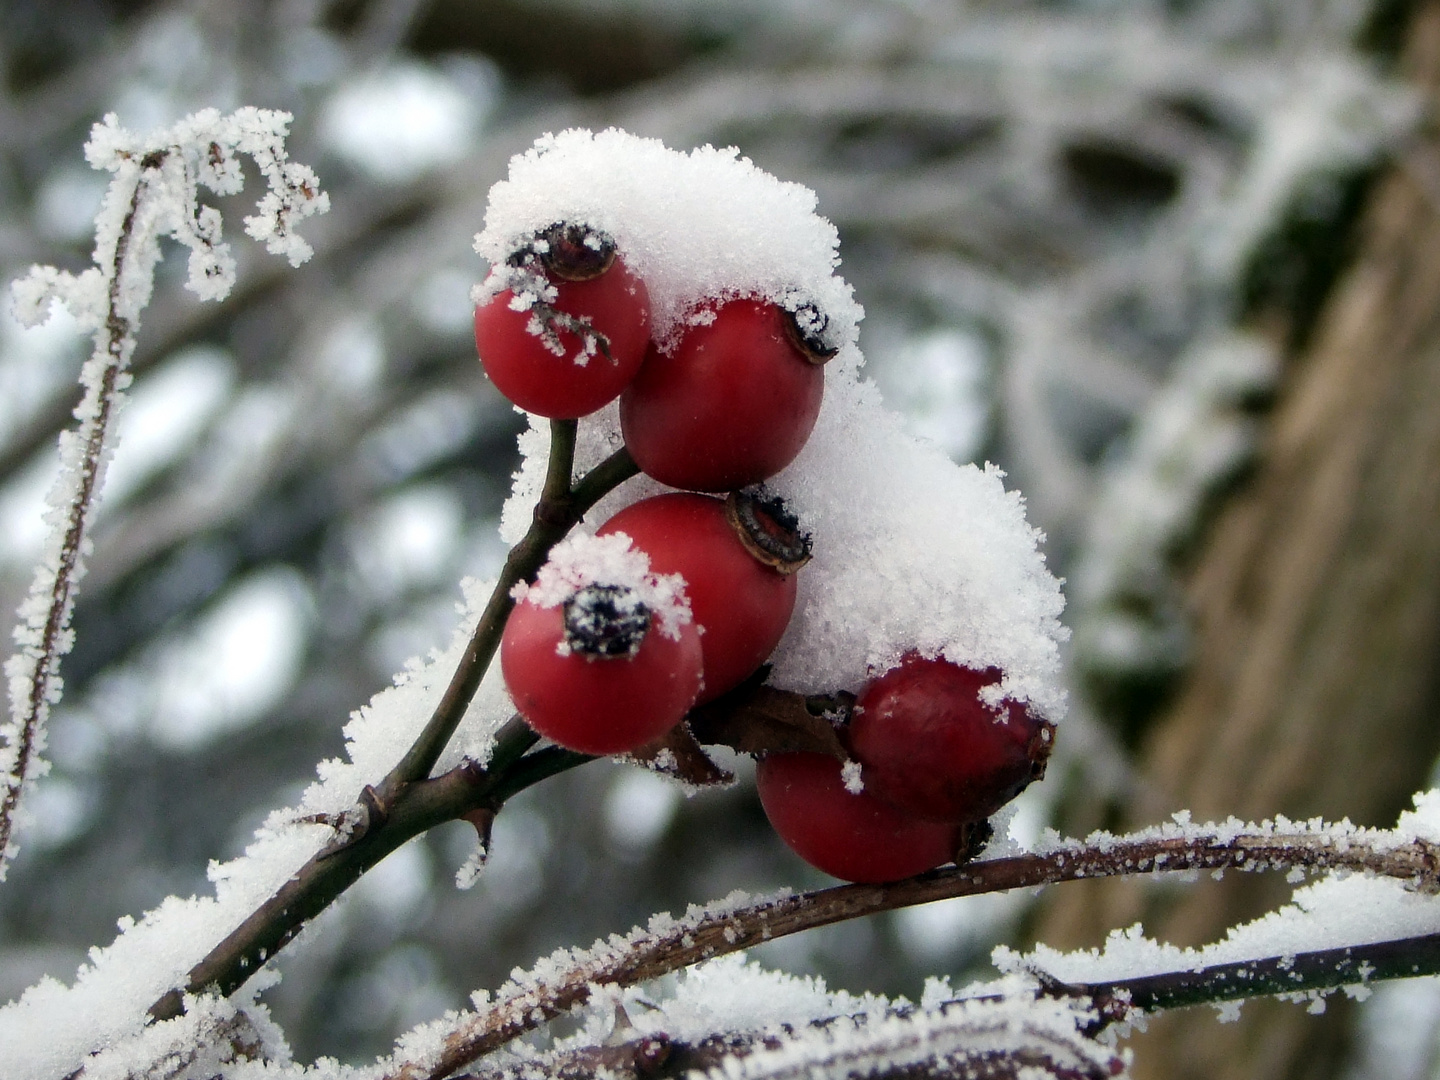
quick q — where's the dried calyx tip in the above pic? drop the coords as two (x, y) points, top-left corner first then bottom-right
(783, 302), (839, 364)
(564, 583), (650, 657)
(513, 221), (617, 282)
(1027, 719), (1057, 780)
(727, 489), (812, 574)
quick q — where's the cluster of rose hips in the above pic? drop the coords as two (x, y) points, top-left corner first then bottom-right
(476, 221), (1052, 884)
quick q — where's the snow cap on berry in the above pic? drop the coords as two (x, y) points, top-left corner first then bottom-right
(473, 128), (862, 357)
(512, 531), (693, 641)
(493, 132), (1069, 722)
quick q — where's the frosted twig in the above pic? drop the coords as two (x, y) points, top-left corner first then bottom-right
(455, 993), (1125, 1080)
(0, 108), (326, 880)
(383, 820), (1440, 1080)
(1060, 928), (1440, 1028)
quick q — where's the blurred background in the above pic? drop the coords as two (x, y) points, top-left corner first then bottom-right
(1, 1), (1438, 1078)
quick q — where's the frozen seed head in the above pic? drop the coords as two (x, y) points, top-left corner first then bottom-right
(563, 582), (650, 658)
(783, 301), (839, 364)
(726, 488), (812, 574)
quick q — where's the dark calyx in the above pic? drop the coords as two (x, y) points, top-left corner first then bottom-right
(517, 222), (618, 282)
(564, 582), (651, 657)
(727, 489), (813, 574)
(783, 302), (839, 363)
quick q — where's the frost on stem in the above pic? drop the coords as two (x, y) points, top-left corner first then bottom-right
(681, 992), (1127, 1080)
(0, 107), (327, 879)
(457, 976), (1125, 1080)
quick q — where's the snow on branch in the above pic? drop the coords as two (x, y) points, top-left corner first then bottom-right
(0, 107), (327, 880)
(380, 804), (1440, 1080)
(674, 994), (1127, 1080)
(455, 986), (1126, 1080)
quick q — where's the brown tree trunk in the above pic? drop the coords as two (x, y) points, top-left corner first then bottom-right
(1036, 5), (1440, 1078)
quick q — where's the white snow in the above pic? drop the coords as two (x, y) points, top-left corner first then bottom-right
(473, 128), (861, 356)
(512, 531), (693, 642)
(488, 129), (1067, 717)
(1000, 791), (1440, 1000)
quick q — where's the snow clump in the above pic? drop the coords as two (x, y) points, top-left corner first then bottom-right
(490, 128), (1067, 719)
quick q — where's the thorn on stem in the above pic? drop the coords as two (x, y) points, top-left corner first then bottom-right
(463, 806), (496, 858)
(316, 784), (391, 860)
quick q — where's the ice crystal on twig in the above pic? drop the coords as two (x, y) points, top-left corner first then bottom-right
(0, 107), (327, 879)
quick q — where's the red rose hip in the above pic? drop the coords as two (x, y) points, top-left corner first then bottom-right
(756, 751), (961, 883)
(475, 223), (651, 418)
(847, 655), (1053, 824)
(620, 298), (832, 491)
(597, 490), (808, 703)
(501, 535), (702, 755)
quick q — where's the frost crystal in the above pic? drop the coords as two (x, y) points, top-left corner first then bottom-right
(0, 108), (327, 883)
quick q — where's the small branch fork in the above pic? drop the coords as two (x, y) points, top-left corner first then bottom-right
(381, 826), (1440, 1080)
(148, 422), (636, 1022)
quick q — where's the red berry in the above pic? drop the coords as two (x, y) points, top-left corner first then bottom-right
(597, 490), (808, 704)
(619, 298), (832, 492)
(756, 752), (960, 883)
(847, 655), (1053, 824)
(501, 536), (703, 755)
(475, 223), (651, 418)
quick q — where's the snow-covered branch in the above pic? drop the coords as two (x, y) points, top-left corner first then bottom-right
(453, 990), (1127, 1080)
(381, 810), (1440, 1080)
(0, 108), (326, 879)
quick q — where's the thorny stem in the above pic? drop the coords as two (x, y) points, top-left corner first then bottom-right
(148, 426), (637, 1022)
(146, 728), (585, 1023)
(0, 154), (164, 868)
(385, 828), (1440, 1080)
